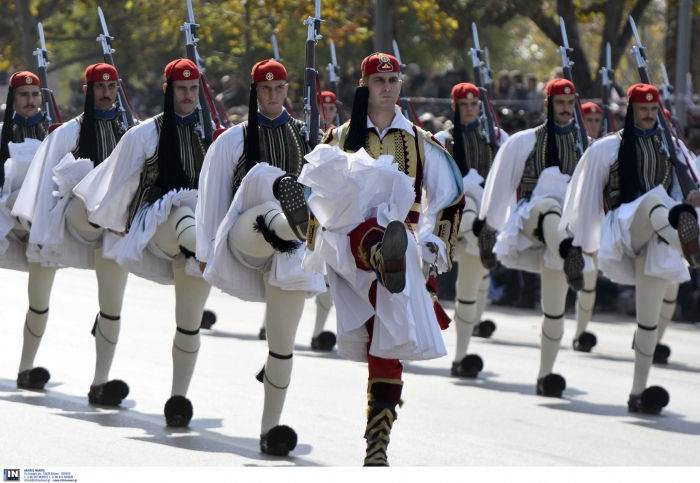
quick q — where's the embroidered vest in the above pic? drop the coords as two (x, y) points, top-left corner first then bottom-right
(319, 121), (464, 268)
(11, 119), (47, 143)
(519, 124), (579, 200)
(232, 117), (309, 193)
(126, 113), (207, 230)
(603, 130), (672, 211)
(70, 113), (122, 166)
(443, 125), (492, 179)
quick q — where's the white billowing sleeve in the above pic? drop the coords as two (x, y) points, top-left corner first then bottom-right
(560, 135), (618, 254)
(479, 129), (536, 230)
(74, 119), (158, 232)
(434, 130), (446, 145)
(669, 138), (700, 202)
(417, 140), (462, 270)
(195, 125), (244, 262)
(12, 120), (80, 224)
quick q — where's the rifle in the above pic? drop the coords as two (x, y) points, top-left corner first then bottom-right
(33, 23), (62, 129)
(557, 17), (589, 156)
(326, 40), (346, 126)
(181, 0), (218, 143)
(301, 0), (323, 148)
(271, 34), (296, 117)
(96, 7), (138, 131)
(469, 23), (500, 152)
(483, 46), (494, 98)
(599, 42), (616, 136)
(392, 40), (423, 128)
(629, 16), (697, 196)
(660, 63), (688, 145)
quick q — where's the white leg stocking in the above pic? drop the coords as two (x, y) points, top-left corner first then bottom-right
(538, 263), (568, 379)
(228, 201), (297, 265)
(92, 248), (129, 385)
(260, 275), (306, 434)
(658, 282), (679, 342)
(454, 251), (487, 362)
(521, 198), (568, 261)
(575, 256), (599, 339)
(631, 256), (667, 395)
(460, 196), (479, 245)
(171, 266), (211, 397)
(19, 263), (58, 372)
(475, 273), (490, 323)
(313, 287), (333, 337)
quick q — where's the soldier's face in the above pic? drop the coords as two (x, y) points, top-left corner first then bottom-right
(256, 80), (288, 119)
(323, 102), (337, 122)
(92, 81), (118, 112)
(585, 114), (602, 136)
(14, 85), (41, 119)
(455, 97), (480, 124)
(172, 79), (200, 116)
(365, 73), (401, 111)
(632, 102), (658, 131)
(552, 94), (575, 125)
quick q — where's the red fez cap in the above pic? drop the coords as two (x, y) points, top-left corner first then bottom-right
(451, 83), (480, 101)
(9, 71), (40, 88)
(251, 60), (287, 84)
(546, 78), (576, 97)
(164, 59), (200, 81)
(361, 53), (400, 77)
(321, 91), (336, 105)
(85, 63), (119, 83)
(581, 102), (601, 115)
(627, 84), (659, 103)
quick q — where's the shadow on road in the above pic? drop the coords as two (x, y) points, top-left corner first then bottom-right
(200, 330), (263, 342)
(541, 398), (700, 435)
(0, 379), (318, 465)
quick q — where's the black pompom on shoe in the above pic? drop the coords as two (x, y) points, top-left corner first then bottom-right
(653, 344), (671, 364)
(458, 354), (483, 378)
(472, 217), (485, 238)
(536, 374), (566, 398)
(628, 386), (669, 415)
(260, 425), (298, 456)
(472, 319), (496, 338)
(88, 380), (130, 406)
(311, 331), (337, 351)
(200, 310), (217, 330)
(164, 395), (193, 427)
(258, 327), (267, 340)
(573, 332), (597, 353)
(17, 367), (51, 389)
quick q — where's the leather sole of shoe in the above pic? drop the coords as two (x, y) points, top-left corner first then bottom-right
(564, 249), (585, 291)
(677, 212), (700, 266)
(380, 221), (408, 294)
(277, 176), (309, 241)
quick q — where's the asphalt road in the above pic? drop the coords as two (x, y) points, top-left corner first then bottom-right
(1, 267), (699, 467)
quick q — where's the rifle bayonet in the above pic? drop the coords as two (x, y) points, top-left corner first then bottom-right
(271, 34), (282, 62)
(33, 23), (61, 127)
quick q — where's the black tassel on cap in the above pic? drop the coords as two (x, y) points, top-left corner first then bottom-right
(618, 99), (640, 205)
(545, 96), (560, 169)
(153, 78), (189, 194)
(246, 82), (260, 172)
(343, 85), (369, 152)
(0, 87), (15, 188)
(77, 82), (99, 165)
(452, 105), (469, 176)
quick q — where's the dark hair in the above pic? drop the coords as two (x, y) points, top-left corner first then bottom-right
(153, 78), (189, 193)
(452, 104), (468, 176)
(343, 85), (369, 152)
(0, 87), (15, 187)
(545, 96), (559, 168)
(245, 82), (260, 172)
(617, 100), (639, 204)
